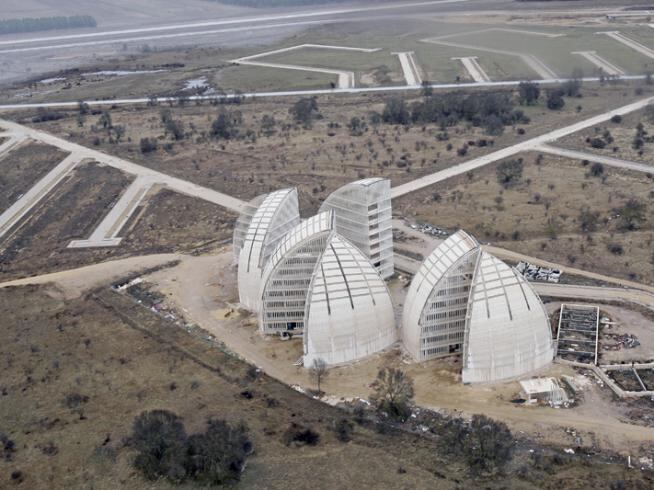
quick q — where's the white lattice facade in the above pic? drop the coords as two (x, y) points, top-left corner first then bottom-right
(259, 211), (397, 365)
(233, 194), (266, 261)
(462, 252), (554, 384)
(238, 188), (300, 312)
(403, 230), (554, 383)
(402, 231), (480, 362)
(259, 212), (333, 334)
(319, 178), (394, 279)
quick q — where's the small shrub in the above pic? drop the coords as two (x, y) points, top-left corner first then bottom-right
(283, 423), (320, 447)
(608, 243), (624, 255)
(333, 418), (354, 443)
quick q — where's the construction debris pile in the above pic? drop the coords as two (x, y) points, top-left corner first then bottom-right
(603, 333), (641, 351)
(516, 261), (561, 283)
(409, 221), (449, 237)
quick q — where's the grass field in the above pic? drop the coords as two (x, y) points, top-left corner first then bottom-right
(4, 18), (654, 102)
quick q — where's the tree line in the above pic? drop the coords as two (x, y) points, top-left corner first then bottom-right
(0, 15), (96, 35)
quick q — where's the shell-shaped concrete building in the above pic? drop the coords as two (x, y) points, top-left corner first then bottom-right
(319, 178), (394, 279)
(461, 252), (554, 384)
(233, 194), (266, 261)
(402, 230), (553, 383)
(259, 212), (334, 335)
(260, 212), (397, 366)
(402, 230), (480, 361)
(237, 188), (301, 312)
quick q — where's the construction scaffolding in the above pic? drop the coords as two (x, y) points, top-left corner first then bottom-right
(259, 211), (397, 365)
(402, 230), (479, 361)
(319, 178), (394, 279)
(556, 304), (600, 365)
(237, 188), (301, 312)
(402, 229), (554, 383)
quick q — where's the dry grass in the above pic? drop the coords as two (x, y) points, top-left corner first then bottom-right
(0, 142), (69, 212)
(0, 284), (650, 489)
(558, 106), (654, 165)
(394, 153), (654, 284)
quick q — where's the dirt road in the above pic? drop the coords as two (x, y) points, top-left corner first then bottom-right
(0, 253), (180, 299)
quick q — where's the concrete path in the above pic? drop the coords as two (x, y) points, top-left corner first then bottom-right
(0, 153), (82, 239)
(0, 253), (182, 299)
(394, 249), (654, 310)
(535, 144), (654, 175)
(232, 44), (380, 90)
(599, 31), (654, 59)
(0, 119), (248, 215)
(533, 283), (654, 311)
(68, 176), (156, 248)
(572, 51), (625, 76)
(0, 135), (29, 160)
(393, 51), (423, 86)
(422, 38), (557, 80)
(238, 59), (355, 89)
(426, 27), (564, 42)
(3, 75), (649, 111)
(452, 56), (490, 82)
(390, 95), (654, 198)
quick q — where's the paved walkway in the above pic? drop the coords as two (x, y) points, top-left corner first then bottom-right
(0, 119), (248, 214)
(0, 75), (649, 111)
(0, 153), (83, 239)
(394, 51), (423, 86)
(536, 144), (654, 174)
(572, 51), (625, 76)
(68, 176), (156, 248)
(452, 56), (490, 82)
(0, 118), (248, 245)
(391, 95), (654, 198)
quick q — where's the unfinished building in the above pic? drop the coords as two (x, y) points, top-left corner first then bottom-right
(259, 211), (397, 365)
(233, 194), (266, 261)
(402, 230), (554, 383)
(556, 304), (599, 364)
(238, 188), (301, 312)
(319, 178), (394, 279)
(462, 252), (554, 383)
(402, 230), (480, 361)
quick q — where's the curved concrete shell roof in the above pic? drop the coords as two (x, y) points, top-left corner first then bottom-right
(304, 233), (397, 366)
(462, 252), (554, 384)
(402, 230), (480, 360)
(259, 212), (334, 335)
(233, 193), (266, 261)
(238, 188), (300, 312)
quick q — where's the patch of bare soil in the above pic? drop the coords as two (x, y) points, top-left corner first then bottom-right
(0, 163), (132, 280)
(120, 187), (236, 253)
(0, 142), (69, 212)
(0, 163), (235, 281)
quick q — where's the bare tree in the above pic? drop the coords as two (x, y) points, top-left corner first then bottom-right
(370, 367), (414, 421)
(309, 358), (328, 395)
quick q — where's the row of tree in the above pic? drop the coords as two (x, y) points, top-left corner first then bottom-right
(0, 15), (96, 35)
(382, 91), (529, 136)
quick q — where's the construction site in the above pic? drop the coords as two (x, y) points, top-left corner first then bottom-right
(1, 0), (654, 488)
